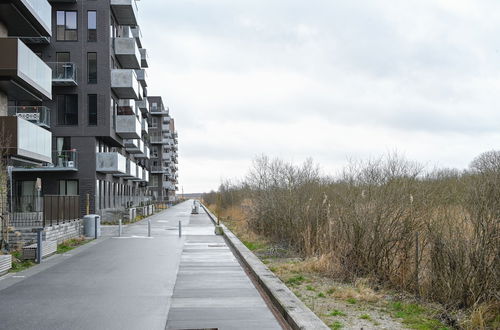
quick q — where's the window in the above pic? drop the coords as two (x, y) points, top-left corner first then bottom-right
(57, 94), (78, 125)
(56, 52), (70, 63)
(56, 11), (78, 41)
(87, 52), (97, 83)
(58, 180), (79, 195)
(111, 98), (116, 129)
(87, 11), (96, 42)
(88, 94), (97, 125)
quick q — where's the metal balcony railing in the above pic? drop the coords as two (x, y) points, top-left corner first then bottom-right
(8, 106), (51, 129)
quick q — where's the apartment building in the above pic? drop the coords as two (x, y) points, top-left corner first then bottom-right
(1, 0), (178, 221)
(148, 96), (179, 202)
(0, 0), (54, 236)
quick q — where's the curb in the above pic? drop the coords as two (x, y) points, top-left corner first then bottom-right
(201, 204), (329, 330)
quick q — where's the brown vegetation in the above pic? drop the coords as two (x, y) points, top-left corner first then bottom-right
(203, 152), (500, 327)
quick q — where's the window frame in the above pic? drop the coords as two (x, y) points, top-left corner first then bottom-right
(56, 10), (78, 41)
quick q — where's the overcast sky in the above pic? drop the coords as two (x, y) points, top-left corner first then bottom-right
(140, 0), (500, 193)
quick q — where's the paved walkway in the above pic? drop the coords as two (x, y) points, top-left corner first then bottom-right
(0, 200), (283, 330)
(166, 211), (281, 330)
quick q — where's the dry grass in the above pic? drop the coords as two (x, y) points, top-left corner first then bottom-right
(464, 302), (500, 330)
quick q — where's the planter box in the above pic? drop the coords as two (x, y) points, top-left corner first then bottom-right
(137, 206), (145, 216)
(125, 208), (136, 221)
(0, 255), (12, 275)
(22, 240), (57, 260)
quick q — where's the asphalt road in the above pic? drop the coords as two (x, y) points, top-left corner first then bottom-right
(0, 201), (282, 330)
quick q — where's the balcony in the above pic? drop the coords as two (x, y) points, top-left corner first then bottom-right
(111, 69), (141, 100)
(12, 150), (78, 172)
(114, 37), (141, 69)
(133, 165), (147, 182)
(163, 182), (175, 190)
(161, 122), (171, 132)
(0, 38), (51, 101)
(139, 48), (148, 68)
(141, 117), (148, 134)
(136, 97), (149, 114)
(47, 62), (77, 86)
(149, 132), (167, 144)
(110, 0), (138, 26)
(96, 152), (127, 174)
(150, 104), (168, 115)
(8, 106), (50, 129)
(136, 144), (149, 159)
(0, 0), (51, 38)
(124, 139), (140, 153)
(150, 165), (167, 174)
(0, 116), (51, 163)
(116, 114), (141, 139)
(162, 152), (172, 160)
(131, 26), (142, 48)
(135, 69), (147, 87)
(126, 160), (140, 180)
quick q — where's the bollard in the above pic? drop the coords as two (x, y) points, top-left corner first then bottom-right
(178, 220), (182, 237)
(94, 216), (98, 240)
(148, 219), (151, 237)
(118, 219), (122, 237)
(36, 229), (42, 264)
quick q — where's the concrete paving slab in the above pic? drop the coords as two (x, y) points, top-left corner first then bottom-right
(165, 206), (283, 330)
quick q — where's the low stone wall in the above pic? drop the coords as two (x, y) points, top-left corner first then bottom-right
(44, 219), (83, 244)
(9, 219), (83, 247)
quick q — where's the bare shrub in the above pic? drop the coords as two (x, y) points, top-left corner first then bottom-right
(209, 152), (500, 314)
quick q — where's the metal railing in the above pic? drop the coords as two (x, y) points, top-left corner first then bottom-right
(3, 195), (80, 228)
(8, 106), (51, 128)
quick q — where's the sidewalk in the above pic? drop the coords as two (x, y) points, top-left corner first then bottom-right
(165, 208), (282, 330)
(0, 201), (283, 330)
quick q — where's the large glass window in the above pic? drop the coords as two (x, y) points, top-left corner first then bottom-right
(88, 94), (97, 125)
(87, 11), (97, 42)
(56, 11), (78, 41)
(87, 52), (97, 84)
(57, 94), (78, 125)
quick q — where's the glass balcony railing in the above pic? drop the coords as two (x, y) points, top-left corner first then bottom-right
(8, 106), (51, 129)
(46, 62), (77, 86)
(52, 150), (78, 169)
(16, 40), (52, 98)
(25, 0), (52, 33)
